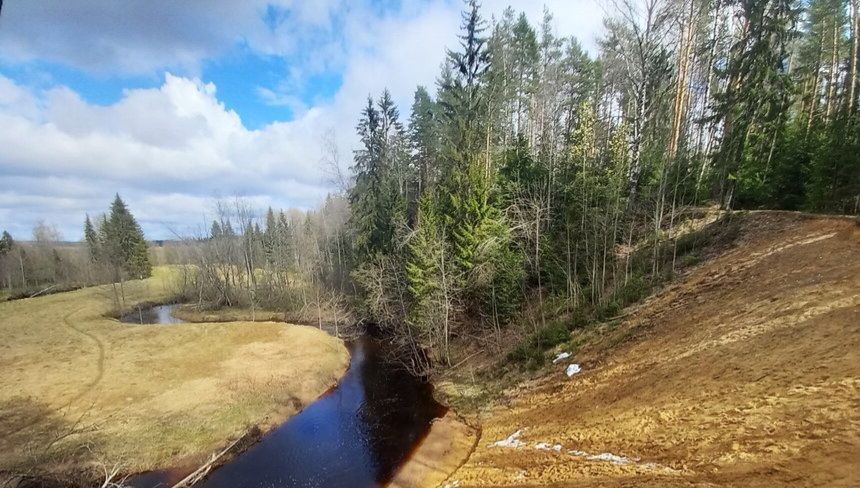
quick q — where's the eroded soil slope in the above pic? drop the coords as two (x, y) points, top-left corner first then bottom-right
(451, 213), (859, 487)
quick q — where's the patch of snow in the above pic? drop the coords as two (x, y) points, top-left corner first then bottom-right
(490, 429), (526, 448)
(566, 363), (582, 377)
(552, 352), (571, 364)
(590, 452), (632, 464)
(568, 449), (632, 465)
(443, 480), (460, 488)
(535, 442), (563, 452)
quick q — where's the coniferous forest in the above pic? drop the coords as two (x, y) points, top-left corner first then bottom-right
(328, 0), (859, 368)
(157, 0), (860, 373)
(6, 0), (849, 372)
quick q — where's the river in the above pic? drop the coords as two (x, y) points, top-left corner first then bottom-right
(123, 305), (446, 488)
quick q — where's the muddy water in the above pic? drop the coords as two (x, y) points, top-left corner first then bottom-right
(124, 306), (447, 488)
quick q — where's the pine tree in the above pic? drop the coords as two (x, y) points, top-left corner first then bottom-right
(103, 194), (152, 279)
(349, 91), (408, 258)
(263, 206), (277, 260)
(210, 220), (223, 239)
(84, 215), (100, 262)
(712, 0), (798, 209)
(222, 220), (236, 237)
(409, 86), (440, 195)
(0, 230), (13, 256)
(407, 194), (444, 303)
(438, 0), (490, 183)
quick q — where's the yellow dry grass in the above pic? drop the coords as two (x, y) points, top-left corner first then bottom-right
(0, 267), (349, 479)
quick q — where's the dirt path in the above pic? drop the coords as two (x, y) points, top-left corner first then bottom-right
(61, 306), (107, 406)
(447, 213), (860, 487)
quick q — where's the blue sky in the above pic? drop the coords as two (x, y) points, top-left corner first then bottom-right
(0, 0), (601, 240)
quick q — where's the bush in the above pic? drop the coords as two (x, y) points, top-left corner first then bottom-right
(508, 320), (570, 369)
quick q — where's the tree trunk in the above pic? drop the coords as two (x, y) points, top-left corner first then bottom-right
(849, 0), (859, 114)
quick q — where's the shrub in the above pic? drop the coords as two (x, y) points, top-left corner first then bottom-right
(508, 320), (570, 369)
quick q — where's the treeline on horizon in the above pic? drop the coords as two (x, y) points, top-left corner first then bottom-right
(0, 195), (151, 303)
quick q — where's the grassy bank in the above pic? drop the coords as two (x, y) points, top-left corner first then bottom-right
(0, 267), (349, 484)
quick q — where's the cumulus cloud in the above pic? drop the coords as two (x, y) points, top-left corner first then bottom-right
(0, 0), (350, 74)
(0, 0), (602, 240)
(0, 74), (334, 238)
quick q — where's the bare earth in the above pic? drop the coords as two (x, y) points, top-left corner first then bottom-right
(448, 213), (860, 487)
(0, 267), (349, 480)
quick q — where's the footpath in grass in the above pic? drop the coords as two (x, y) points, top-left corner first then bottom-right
(0, 266), (349, 483)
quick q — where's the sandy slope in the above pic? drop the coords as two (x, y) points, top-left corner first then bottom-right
(0, 267), (349, 479)
(448, 213), (860, 487)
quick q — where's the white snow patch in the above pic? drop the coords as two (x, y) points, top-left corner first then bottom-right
(568, 449), (632, 465)
(490, 429), (526, 448)
(535, 442), (563, 452)
(566, 364), (582, 377)
(590, 452), (632, 464)
(552, 352), (571, 364)
(443, 480), (460, 488)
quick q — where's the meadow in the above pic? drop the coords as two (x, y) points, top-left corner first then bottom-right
(0, 267), (349, 482)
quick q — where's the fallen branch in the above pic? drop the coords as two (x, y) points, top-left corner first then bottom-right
(169, 434), (245, 488)
(29, 284), (58, 298)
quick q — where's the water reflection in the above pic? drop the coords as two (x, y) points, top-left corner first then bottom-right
(120, 304), (184, 325)
(127, 332), (446, 488)
(199, 337), (446, 487)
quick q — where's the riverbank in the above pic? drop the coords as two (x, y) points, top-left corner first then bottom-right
(441, 212), (860, 486)
(0, 267), (349, 485)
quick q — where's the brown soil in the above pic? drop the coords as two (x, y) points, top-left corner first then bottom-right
(447, 213), (860, 487)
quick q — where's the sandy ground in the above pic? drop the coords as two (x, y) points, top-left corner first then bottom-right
(390, 411), (479, 488)
(0, 267), (349, 481)
(447, 213), (860, 487)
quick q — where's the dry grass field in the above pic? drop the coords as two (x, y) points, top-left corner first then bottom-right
(0, 267), (349, 482)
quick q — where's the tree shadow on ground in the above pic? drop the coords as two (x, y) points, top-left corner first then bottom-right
(0, 396), (107, 487)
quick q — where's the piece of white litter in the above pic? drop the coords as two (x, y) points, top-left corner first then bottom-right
(535, 442), (563, 452)
(566, 363), (581, 377)
(490, 429), (526, 448)
(552, 352), (571, 364)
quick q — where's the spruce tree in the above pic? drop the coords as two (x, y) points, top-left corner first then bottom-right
(349, 92), (409, 258)
(263, 206), (278, 260)
(103, 194), (152, 279)
(409, 86), (439, 195)
(210, 220), (223, 239)
(84, 215), (100, 262)
(0, 230), (12, 256)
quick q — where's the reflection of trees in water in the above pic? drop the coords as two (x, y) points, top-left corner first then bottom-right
(355, 338), (446, 482)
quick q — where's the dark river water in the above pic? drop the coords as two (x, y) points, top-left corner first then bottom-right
(123, 306), (446, 488)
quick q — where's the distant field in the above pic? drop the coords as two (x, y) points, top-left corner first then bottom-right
(0, 267), (349, 481)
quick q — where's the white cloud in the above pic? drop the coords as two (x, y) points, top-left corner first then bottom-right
(0, 0), (604, 239)
(0, 73), (334, 238)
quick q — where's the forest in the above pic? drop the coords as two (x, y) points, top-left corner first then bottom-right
(166, 0), (858, 373)
(3, 0), (857, 373)
(0, 195), (151, 303)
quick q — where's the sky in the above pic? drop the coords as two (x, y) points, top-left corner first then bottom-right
(0, 0), (603, 240)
